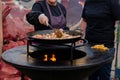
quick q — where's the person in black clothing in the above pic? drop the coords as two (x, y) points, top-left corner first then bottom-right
(26, 0), (69, 31)
(80, 0), (120, 80)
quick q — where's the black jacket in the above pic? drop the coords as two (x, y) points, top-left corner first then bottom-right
(82, 0), (120, 47)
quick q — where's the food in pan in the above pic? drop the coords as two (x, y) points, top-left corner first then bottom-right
(32, 29), (79, 39)
(54, 29), (63, 38)
(91, 44), (109, 52)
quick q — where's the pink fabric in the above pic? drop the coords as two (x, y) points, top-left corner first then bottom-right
(1, 1), (33, 80)
(0, 60), (21, 80)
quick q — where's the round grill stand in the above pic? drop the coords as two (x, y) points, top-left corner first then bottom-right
(27, 39), (31, 59)
(70, 43), (76, 65)
(2, 45), (114, 80)
(27, 39), (77, 65)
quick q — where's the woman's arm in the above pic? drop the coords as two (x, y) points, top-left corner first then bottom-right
(26, 1), (44, 25)
(79, 18), (87, 37)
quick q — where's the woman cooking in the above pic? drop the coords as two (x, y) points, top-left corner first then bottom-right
(26, 0), (69, 31)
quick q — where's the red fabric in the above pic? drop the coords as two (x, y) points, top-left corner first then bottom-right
(2, 40), (27, 52)
(0, 61), (21, 80)
(2, 4), (12, 22)
(1, 1), (34, 80)
(2, 3), (34, 42)
(0, 60), (31, 80)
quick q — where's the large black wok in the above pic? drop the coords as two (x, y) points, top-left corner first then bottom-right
(27, 30), (83, 44)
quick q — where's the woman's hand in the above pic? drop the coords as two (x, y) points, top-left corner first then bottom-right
(79, 18), (87, 38)
(38, 14), (49, 26)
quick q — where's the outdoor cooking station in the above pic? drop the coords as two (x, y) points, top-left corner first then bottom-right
(1, 30), (114, 80)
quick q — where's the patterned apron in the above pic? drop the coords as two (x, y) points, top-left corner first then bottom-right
(46, 1), (67, 29)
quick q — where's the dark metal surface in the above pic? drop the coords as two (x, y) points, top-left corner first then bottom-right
(2, 45), (114, 80)
(27, 30), (82, 44)
(29, 48), (86, 61)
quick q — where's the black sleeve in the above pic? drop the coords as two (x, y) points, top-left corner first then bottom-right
(110, 0), (120, 20)
(26, 1), (43, 25)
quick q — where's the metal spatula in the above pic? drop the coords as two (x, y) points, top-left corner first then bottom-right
(48, 24), (54, 30)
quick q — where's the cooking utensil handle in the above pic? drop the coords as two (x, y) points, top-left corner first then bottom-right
(48, 24), (54, 30)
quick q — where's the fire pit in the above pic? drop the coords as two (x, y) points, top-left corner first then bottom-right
(1, 43), (114, 80)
